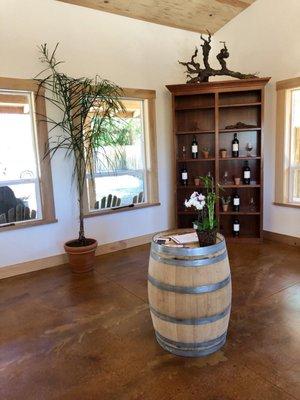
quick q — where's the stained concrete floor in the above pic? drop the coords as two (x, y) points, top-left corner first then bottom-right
(0, 240), (300, 400)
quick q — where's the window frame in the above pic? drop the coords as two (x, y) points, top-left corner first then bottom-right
(83, 87), (160, 217)
(275, 77), (300, 208)
(0, 77), (56, 231)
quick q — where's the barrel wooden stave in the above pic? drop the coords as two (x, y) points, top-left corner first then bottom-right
(151, 313), (230, 344)
(148, 256), (230, 287)
(148, 232), (231, 357)
(148, 284), (231, 319)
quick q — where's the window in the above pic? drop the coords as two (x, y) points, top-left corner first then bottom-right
(0, 77), (55, 230)
(289, 90), (300, 202)
(275, 78), (300, 206)
(85, 88), (159, 215)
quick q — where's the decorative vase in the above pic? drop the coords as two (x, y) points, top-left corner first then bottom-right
(220, 150), (227, 158)
(202, 151), (209, 159)
(222, 204), (229, 212)
(64, 238), (98, 273)
(234, 177), (241, 185)
(194, 178), (200, 186)
(196, 228), (217, 247)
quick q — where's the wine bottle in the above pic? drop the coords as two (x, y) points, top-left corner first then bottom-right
(232, 133), (239, 157)
(181, 165), (188, 186)
(233, 192), (240, 212)
(243, 160), (251, 185)
(182, 145), (186, 159)
(233, 218), (240, 237)
(191, 136), (198, 159)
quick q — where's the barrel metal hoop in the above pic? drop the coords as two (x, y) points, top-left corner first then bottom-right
(155, 331), (227, 357)
(155, 330), (227, 351)
(148, 274), (231, 294)
(151, 233), (226, 257)
(150, 249), (228, 267)
(149, 305), (231, 325)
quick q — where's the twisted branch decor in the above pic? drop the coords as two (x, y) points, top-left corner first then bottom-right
(179, 33), (258, 83)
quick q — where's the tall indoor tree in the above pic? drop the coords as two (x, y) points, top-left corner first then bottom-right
(36, 43), (125, 273)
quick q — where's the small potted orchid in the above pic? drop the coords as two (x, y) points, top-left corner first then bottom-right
(184, 176), (218, 246)
(221, 196), (231, 212)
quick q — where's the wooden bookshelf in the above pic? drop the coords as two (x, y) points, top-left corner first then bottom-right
(166, 77), (271, 242)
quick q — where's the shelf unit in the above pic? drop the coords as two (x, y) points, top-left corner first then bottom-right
(166, 78), (270, 242)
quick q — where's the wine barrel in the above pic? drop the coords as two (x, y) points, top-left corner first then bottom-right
(148, 231), (231, 357)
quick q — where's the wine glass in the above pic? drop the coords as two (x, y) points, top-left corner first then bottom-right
(246, 142), (253, 157)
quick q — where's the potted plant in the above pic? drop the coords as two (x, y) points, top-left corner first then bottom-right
(184, 176), (217, 246)
(220, 148), (227, 158)
(202, 146), (210, 159)
(194, 176), (201, 186)
(221, 196), (231, 212)
(234, 176), (241, 185)
(36, 44), (124, 273)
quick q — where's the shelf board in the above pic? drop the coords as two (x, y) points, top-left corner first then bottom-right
(222, 184), (260, 188)
(219, 127), (261, 133)
(219, 156), (261, 161)
(177, 211), (197, 215)
(175, 105), (214, 111)
(176, 130), (215, 135)
(177, 158), (215, 162)
(177, 184), (259, 190)
(177, 185), (215, 190)
(219, 211), (260, 215)
(219, 102), (261, 108)
(179, 210), (260, 216)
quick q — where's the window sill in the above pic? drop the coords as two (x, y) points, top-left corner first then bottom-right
(84, 201), (161, 218)
(273, 202), (300, 209)
(0, 218), (58, 232)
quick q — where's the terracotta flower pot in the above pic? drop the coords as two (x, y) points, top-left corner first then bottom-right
(64, 238), (98, 273)
(220, 150), (227, 158)
(222, 204), (229, 212)
(234, 177), (241, 185)
(194, 178), (200, 186)
(202, 151), (209, 159)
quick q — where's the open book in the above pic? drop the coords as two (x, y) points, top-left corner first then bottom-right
(170, 232), (198, 245)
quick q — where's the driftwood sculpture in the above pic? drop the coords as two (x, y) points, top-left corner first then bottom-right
(179, 33), (258, 83)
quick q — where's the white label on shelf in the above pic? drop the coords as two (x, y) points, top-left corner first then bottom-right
(233, 224), (240, 232)
(233, 198), (240, 206)
(192, 145), (198, 153)
(182, 172), (188, 180)
(233, 144), (239, 151)
(244, 171), (251, 179)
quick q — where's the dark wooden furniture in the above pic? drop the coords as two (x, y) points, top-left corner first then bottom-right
(0, 205), (36, 224)
(133, 191), (144, 204)
(166, 78), (270, 242)
(94, 194), (121, 210)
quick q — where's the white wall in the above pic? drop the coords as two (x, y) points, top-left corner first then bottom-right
(2, 0), (299, 269)
(0, 0), (198, 268)
(211, 0), (300, 238)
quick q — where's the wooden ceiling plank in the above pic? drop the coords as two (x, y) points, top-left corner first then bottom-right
(56, 0), (256, 34)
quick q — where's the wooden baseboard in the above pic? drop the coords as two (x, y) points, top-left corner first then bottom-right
(95, 233), (153, 255)
(263, 230), (300, 247)
(0, 232), (154, 280)
(0, 253), (68, 280)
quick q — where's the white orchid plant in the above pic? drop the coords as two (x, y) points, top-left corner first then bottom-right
(185, 192), (206, 211)
(184, 176), (218, 232)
